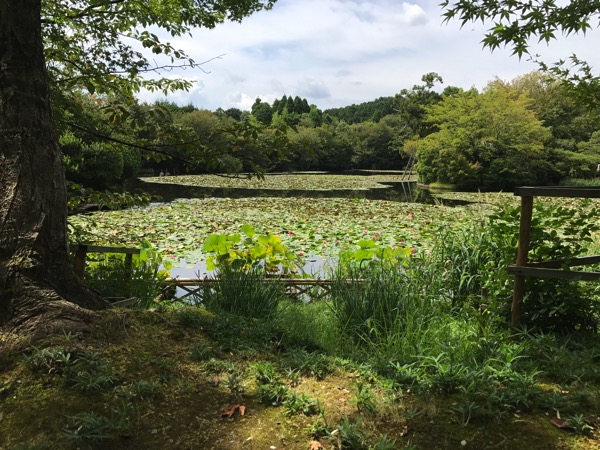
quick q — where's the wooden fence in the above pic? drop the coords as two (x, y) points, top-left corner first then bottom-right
(508, 186), (600, 326)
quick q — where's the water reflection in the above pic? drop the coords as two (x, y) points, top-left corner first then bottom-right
(168, 256), (333, 299)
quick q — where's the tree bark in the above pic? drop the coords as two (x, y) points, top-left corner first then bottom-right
(0, 0), (107, 334)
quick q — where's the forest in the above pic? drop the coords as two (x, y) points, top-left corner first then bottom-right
(57, 70), (600, 192)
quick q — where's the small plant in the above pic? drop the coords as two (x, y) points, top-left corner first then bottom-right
(202, 225), (304, 275)
(116, 380), (162, 402)
(452, 399), (483, 426)
(284, 349), (333, 380)
(203, 358), (236, 374)
(251, 361), (280, 385)
(403, 405), (424, 422)
(566, 414), (594, 434)
(328, 417), (367, 450)
(190, 343), (213, 361)
(23, 347), (73, 375)
(224, 371), (245, 396)
(353, 381), (377, 415)
(369, 434), (397, 450)
(255, 382), (289, 405)
(389, 362), (424, 390)
(283, 392), (321, 417)
(307, 417), (330, 440)
(199, 265), (285, 320)
(153, 358), (178, 383)
(64, 351), (118, 392)
(82, 241), (171, 306)
(284, 367), (301, 387)
(61, 400), (133, 444)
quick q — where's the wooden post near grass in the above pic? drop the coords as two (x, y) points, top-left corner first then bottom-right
(73, 244), (141, 297)
(511, 194), (533, 327)
(509, 186), (600, 327)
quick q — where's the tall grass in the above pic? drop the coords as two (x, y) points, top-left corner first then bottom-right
(196, 265), (285, 319)
(84, 252), (168, 306)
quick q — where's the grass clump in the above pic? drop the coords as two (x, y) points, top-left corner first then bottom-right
(197, 265), (285, 319)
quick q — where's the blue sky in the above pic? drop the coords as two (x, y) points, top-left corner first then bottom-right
(138, 0), (600, 111)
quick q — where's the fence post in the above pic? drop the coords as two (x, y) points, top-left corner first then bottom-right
(124, 253), (133, 297)
(73, 244), (88, 279)
(511, 194), (533, 327)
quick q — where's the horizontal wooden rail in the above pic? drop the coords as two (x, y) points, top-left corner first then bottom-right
(164, 277), (364, 301)
(514, 186), (600, 198)
(511, 186), (600, 327)
(73, 244), (141, 297)
(508, 265), (600, 282)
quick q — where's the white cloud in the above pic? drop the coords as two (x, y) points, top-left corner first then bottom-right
(135, 0), (600, 111)
(400, 3), (428, 26)
(296, 76), (331, 99)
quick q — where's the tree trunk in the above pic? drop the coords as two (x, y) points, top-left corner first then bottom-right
(0, 0), (107, 336)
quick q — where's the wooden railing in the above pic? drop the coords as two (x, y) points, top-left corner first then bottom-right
(508, 186), (600, 326)
(164, 277), (362, 301)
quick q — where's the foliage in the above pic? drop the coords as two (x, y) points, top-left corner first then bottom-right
(82, 242), (172, 306)
(338, 240), (412, 273)
(198, 265), (285, 319)
(283, 392), (321, 417)
(66, 182), (152, 215)
(393, 72), (446, 138)
(69, 188), (459, 262)
(202, 225), (304, 274)
(61, 401), (133, 444)
(416, 81), (552, 189)
(43, 0), (276, 97)
(440, 0), (600, 110)
(324, 96), (395, 124)
(484, 202), (600, 332)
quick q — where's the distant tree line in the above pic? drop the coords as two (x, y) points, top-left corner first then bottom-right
(56, 71), (600, 191)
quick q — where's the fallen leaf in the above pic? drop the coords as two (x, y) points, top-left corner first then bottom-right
(308, 440), (324, 450)
(221, 404), (240, 418)
(551, 418), (573, 430)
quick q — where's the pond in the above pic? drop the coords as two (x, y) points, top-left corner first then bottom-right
(76, 173), (493, 297)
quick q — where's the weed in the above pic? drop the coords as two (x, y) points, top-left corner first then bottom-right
(23, 347), (73, 375)
(251, 361), (279, 385)
(452, 399), (483, 425)
(370, 434), (397, 450)
(61, 400), (133, 444)
(328, 417), (367, 450)
(566, 414), (594, 434)
(64, 351), (118, 392)
(199, 265), (284, 319)
(404, 405), (424, 422)
(116, 380), (162, 402)
(153, 358), (178, 383)
(353, 380), (377, 415)
(283, 392), (321, 417)
(284, 349), (333, 380)
(224, 371), (245, 395)
(307, 417), (330, 439)
(255, 382), (289, 405)
(203, 358), (236, 374)
(190, 343), (213, 361)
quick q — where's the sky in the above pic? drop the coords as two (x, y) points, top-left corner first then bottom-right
(138, 0), (600, 112)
